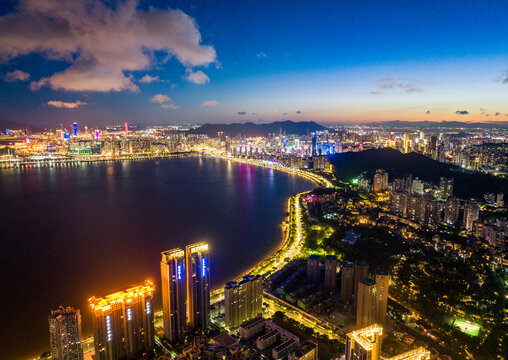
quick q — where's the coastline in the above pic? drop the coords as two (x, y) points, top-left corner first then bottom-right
(205, 152), (333, 298)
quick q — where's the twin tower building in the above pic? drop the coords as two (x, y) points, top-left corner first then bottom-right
(161, 242), (211, 343)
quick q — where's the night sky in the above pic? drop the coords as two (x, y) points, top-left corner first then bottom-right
(1, 0), (508, 126)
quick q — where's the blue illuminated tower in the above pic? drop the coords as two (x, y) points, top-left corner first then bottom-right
(186, 242), (210, 331)
(73, 122), (77, 137)
(161, 249), (187, 343)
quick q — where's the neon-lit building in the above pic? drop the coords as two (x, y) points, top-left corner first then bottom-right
(186, 242), (210, 331)
(73, 122), (78, 137)
(89, 281), (155, 360)
(161, 248), (187, 343)
(386, 347), (431, 360)
(345, 324), (383, 360)
(48, 306), (84, 360)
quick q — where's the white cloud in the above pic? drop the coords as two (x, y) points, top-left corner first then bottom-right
(139, 74), (160, 84)
(4, 69), (30, 82)
(184, 69), (209, 84)
(202, 100), (219, 106)
(161, 103), (179, 109)
(0, 0), (216, 92)
(151, 94), (171, 104)
(47, 100), (87, 109)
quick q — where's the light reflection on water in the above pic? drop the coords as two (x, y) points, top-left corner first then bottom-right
(0, 156), (314, 359)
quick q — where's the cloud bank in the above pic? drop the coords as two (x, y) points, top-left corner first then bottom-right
(202, 100), (219, 106)
(185, 69), (209, 84)
(455, 110), (469, 115)
(139, 75), (160, 84)
(47, 100), (87, 108)
(4, 69), (30, 82)
(0, 0), (216, 92)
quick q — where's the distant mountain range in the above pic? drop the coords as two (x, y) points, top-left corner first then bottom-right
(0, 119), (37, 131)
(187, 120), (327, 137)
(329, 148), (508, 198)
(369, 120), (508, 129)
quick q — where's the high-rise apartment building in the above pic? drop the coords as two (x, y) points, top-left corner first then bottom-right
(463, 200), (480, 231)
(340, 262), (354, 302)
(439, 177), (454, 198)
(224, 275), (263, 329)
(48, 306), (84, 360)
(345, 324), (383, 360)
(186, 242), (210, 331)
(353, 260), (369, 299)
(411, 178), (424, 195)
(444, 197), (460, 225)
(356, 278), (376, 329)
(89, 281), (155, 360)
(161, 248), (187, 343)
(324, 255), (337, 293)
(373, 169), (388, 192)
(374, 270), (389, 327)
(306, 255), (320, 284)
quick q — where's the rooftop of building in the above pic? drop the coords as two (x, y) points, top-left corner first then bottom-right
(361, 278), (376, 286)
(212, 333), (238, 349)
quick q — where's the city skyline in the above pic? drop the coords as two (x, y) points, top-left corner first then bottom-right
(1, 0), (508, 126)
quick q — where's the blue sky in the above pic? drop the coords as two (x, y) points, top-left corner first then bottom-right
(1, 0), (508, 126)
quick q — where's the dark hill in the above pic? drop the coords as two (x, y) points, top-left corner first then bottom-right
(329, 148), (508, 199)
(187, 120), (327, 137)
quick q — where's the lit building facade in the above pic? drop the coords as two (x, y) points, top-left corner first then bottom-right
(48, 306), (84, 360)
(354, 260), (369, 300)
(89, 281), (155, 360)
(186, 242), (210, 331)
(463, 200), (480, 231)
(224, 274), (262, 329)
(386, 347), (431, 360)
(356, 278), (376, 329)
(345, 324), (383, 360)
(161, 248), (187, 343)
(374, 270), (389, 327)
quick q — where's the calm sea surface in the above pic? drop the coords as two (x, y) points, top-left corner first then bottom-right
(0, 156), (314, 359)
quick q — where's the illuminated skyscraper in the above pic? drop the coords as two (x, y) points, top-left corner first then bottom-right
(161, 248), (187, 343)
(324, 255), (337, 292)
(356, 278), (376, 329)
(463, 200), (480, 231)
(354, 260), (369, 298)
(224, 275), (262, 329)
(373, 169), (388, 192)
(186, 242), (210, 331)
(439, 177), (454, 198)
(73, 122), (77, 137)
(48, 306), (84, 360)
(306, 255), (320, 284)
(374, 270), (389, 327)
(89, 281), (155, 360)
(403, 133), (410, 153)
(386, 347), (431, 360)
(340, 262), (354, 302)
(345, 324), (383, 360)
(444, 197), (460, 225)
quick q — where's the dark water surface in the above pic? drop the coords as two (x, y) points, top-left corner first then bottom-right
(0, 156), (314, 359)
